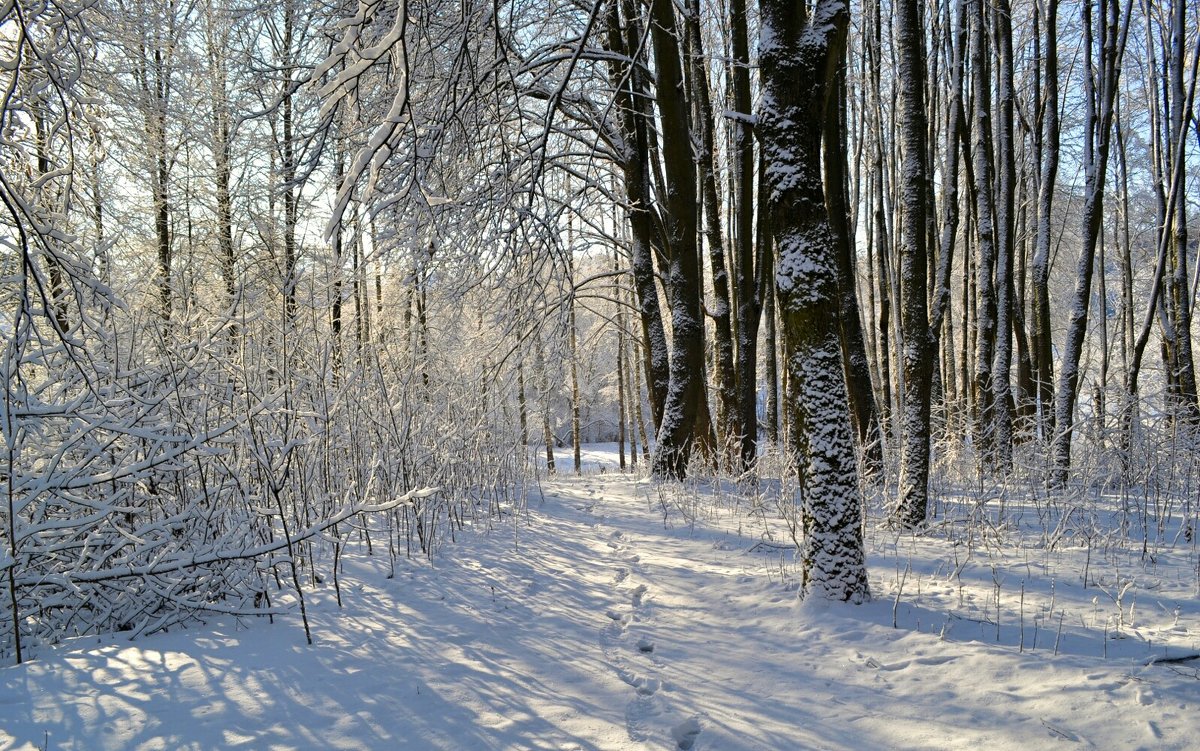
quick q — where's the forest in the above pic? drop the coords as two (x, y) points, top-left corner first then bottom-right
(2, 0), (1199, 746)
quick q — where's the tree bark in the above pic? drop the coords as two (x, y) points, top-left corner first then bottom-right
(991, 0), (1017, 469)
(826, 65), (883, 479)
(647, 0), (709, 479)
(894, 0), (933, 528)
(1051, 0), (1131, 487)
(968, 0), (998, 467)
(603, 0), (671, 431)
(729, 0), (760, 470)
(1031, 0), (1059, 442)
(759, 0), (870, 602)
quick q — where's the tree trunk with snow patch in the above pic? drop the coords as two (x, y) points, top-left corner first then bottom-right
(759, 0), (870, 603)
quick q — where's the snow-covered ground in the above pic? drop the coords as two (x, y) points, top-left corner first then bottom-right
(3, 446), (1199, 750)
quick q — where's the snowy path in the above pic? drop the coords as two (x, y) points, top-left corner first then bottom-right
(3, 471), (1200, 750)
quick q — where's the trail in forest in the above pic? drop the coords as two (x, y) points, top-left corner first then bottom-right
(3, 462), (1199, 750)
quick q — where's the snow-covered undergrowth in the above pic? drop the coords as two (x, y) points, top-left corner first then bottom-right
(3, 445), (1198, 750)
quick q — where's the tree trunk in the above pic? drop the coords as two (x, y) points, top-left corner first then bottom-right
(1163, 0), (1199, 423)
(894, 0), (933, 528)
(684, 0), (737, 460)
(759, 0), (870, 603)
(826, 65), (883, 479)
(968, 0), (998, 468)
(991, 0), (1017, 469)
(647, 0), (709, 479)
(729, 0), (759, 471)
(603, 0), (670, 431)
(1051, 0), (1131, 487)
(1031, 0), (1059, 442)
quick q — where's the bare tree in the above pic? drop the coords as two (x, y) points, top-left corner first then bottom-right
(759, 0), (870, 602)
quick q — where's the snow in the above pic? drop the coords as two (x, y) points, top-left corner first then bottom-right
(4, 445), (1200, 750)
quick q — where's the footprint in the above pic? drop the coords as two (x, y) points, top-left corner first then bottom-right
(614, 568), (630, 584)
(637, 638), (655, 654)
(619, 670), (660, 696)
(672, 716), (702, 750)
(607, 609), (629, 623)
(631, 584), (648, 607)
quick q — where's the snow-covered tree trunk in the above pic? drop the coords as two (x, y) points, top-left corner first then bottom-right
(1051, 0), (1130, 488)
(728, 0), (760, 472)
(825, 69), (883, 480)
(759, 0), (869, 602)
(647, 0), (712, 478)
(893, 0), (933, 528)
(1031, 0), (1059, 442)
(684, 0), (737, 463)
(1162, 0), (1199, 424)
(991, 0), (1017, 470)
(967, 0), (998, 468)
(602, 0), (670, 432)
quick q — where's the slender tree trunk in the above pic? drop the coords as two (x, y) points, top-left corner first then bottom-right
(570, 293), (582, 475)
(31, 104), (70, 332)
(205, 1), (236, 342)
(1032, 0), (1059, 442)
(281, 0), (298, 325)
(647, 0), (709, 478)
(1051, 0), (1131, 488)
(968, 0), (998, 467)
(729, 0), (759, 470)
(1124, 16), (1200, 444)
(827, 65), (883, 478)
(1164, 0), (1199, 423)
(930, 0), (967, 437)
(894, 0), (933, 528)
(632, 333), (651, 462)
(763, 243), (780, 445)
(684, 0), (737, 459)
(615, 254), (628, 470)
(517, 360), (529, 449)
(991, 0), (1017, 469)
(331, 149), (344, 382)
(537, 334), (556, 474)
(604, 0), (670, 430)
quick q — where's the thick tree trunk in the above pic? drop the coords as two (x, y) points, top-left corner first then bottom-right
(759, 0), (869, 603)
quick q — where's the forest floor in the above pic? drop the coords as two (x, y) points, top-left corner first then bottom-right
(3, 445), (1200, 750)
